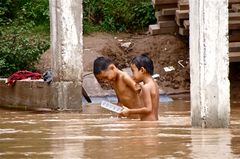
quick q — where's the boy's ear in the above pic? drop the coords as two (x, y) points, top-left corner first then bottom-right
(108, 64), (115, 70)
(140, 67), (146, 73)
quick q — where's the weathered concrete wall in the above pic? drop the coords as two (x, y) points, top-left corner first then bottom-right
(50, 0), (83, 110)
(0, 79), (55, 110)
(190, 0), (230, 128)
(0, 1), (83, 111)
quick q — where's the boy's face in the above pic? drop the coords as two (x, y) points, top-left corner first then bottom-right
(96, 65), (116, 82)
(130, 64), (143, 82)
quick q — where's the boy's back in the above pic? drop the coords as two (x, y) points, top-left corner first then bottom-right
(119, 54), (160, 121)
(139, 79), (159, 121)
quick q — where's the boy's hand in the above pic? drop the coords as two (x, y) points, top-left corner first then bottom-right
(119, 106), (130, 117)
(135, 83), (141, 94)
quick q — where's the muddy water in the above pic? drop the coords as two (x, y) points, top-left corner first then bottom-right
(0, 100), (240, 159)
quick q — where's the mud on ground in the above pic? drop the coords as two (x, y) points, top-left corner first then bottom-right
(86, 32), (190, 92)
(36, 32), (239, 100)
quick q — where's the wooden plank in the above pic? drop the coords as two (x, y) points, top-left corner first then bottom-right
(229, 20), (240, 30)
(178, 0), (189, 3)
(175, 10), (189, 19)
(183, 20), (189, 29)
(161, 8), (178, 16)
(153, 0), (178, 5)
(229, 30), (240, 42)
(153, 4), (178, 10)
(152, 0), (178, 10)
(232, 4), (240, 12)
(155, 11), (175, 21)
(229, 12), (240, 20)
(229, 0), (240, 5)
(178, 2), (189, 10)
(179, 19), (239, 30)
(175, 16), (185, 26)
(158, 20), (177, 27)
(159, 26), (178, 34)
(149, 24), (160, 35)
(229, 52), (240, 62)
(149, 24), (177, 35)
(229, 42), (240, 52)
(179, 27), (189, 36)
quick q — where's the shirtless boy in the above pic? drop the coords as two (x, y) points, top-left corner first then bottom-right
(93, 57), (143, 110)
(119, 54), (159, 121)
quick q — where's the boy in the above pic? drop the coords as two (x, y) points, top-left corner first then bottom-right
(119, 54), (159, 121)
(93, 57), (143, 110)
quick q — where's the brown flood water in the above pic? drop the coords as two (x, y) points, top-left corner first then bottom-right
(0, 100), (240, 159)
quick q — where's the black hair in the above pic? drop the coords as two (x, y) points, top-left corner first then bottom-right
(93, 56), (113, 75)
(131, 53), (154, 75)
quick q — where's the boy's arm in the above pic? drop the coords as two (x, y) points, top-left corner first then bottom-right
(122, 74), (141, 93)
(120, 86), (152, 116)
(115, 94), (123, 106)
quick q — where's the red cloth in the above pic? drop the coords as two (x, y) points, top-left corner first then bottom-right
(6, 70), (42, 86)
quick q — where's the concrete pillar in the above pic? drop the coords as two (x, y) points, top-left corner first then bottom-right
(49, 0), (83, 110)
(189, 0), (230, 128)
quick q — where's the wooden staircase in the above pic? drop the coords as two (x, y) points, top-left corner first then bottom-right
(149, 0), (240, 62)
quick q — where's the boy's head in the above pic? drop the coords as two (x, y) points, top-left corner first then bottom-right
(130, 54), (154, 81)
(93, 56), (117, 81)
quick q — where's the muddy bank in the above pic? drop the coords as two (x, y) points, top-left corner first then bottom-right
(36, 32), (239, 100)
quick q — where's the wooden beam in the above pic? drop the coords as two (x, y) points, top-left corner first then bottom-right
(229, 30), (240, 42)
(178, 2), (189, 10)
(229, 12), (240, 20)
(175, 16), (185, 26)
(153, 0), (178, 5)
(183, 20), (190, 29)
(179, 19), (240, 30)
(179, 27), (189, 36)
(149, 24), (177, 35)
(161, 8), (178, 16)
(176, 10), (189, 19)
(153, 4), (178, 10)
(155, 11), (175, 21)
(229, 20), (240, 30)
(158, 21), (177, 27)
(149, 24), (160, 35)
(232, 4), (240, 12)
(159, 27), (177, 34)
(229, 42), (240, 52)
(229, 0), (240, 5)
(229, 52), (240, 62)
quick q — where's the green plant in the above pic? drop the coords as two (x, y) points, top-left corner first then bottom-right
(0, 27), (49, 77)
(83, 0), (156, 33)
(130, 2), (156, 30)
(20, 0), (49, 25)
(0, 0), (12, 25)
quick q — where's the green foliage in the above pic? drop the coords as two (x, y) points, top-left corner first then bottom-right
(130, 2), (156, 30)
(0, 26), (49, 77)
(0, 0), (50, 77)
(20, 0), (49, 25)
(0, 0), (49, 30)
(0, 0), (156, 75)
(83, 0), (156, 33)
(0, 0), (12, 25)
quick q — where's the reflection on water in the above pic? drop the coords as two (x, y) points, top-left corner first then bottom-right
(0, 101), (240, 159)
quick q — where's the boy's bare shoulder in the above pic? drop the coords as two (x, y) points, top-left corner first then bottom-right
(121, 71), (132, 80)
(143, 80), (157, 91)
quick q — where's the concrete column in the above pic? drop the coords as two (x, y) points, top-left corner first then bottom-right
(189, 0), (230, 128)
(49, 0), (83, 110)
